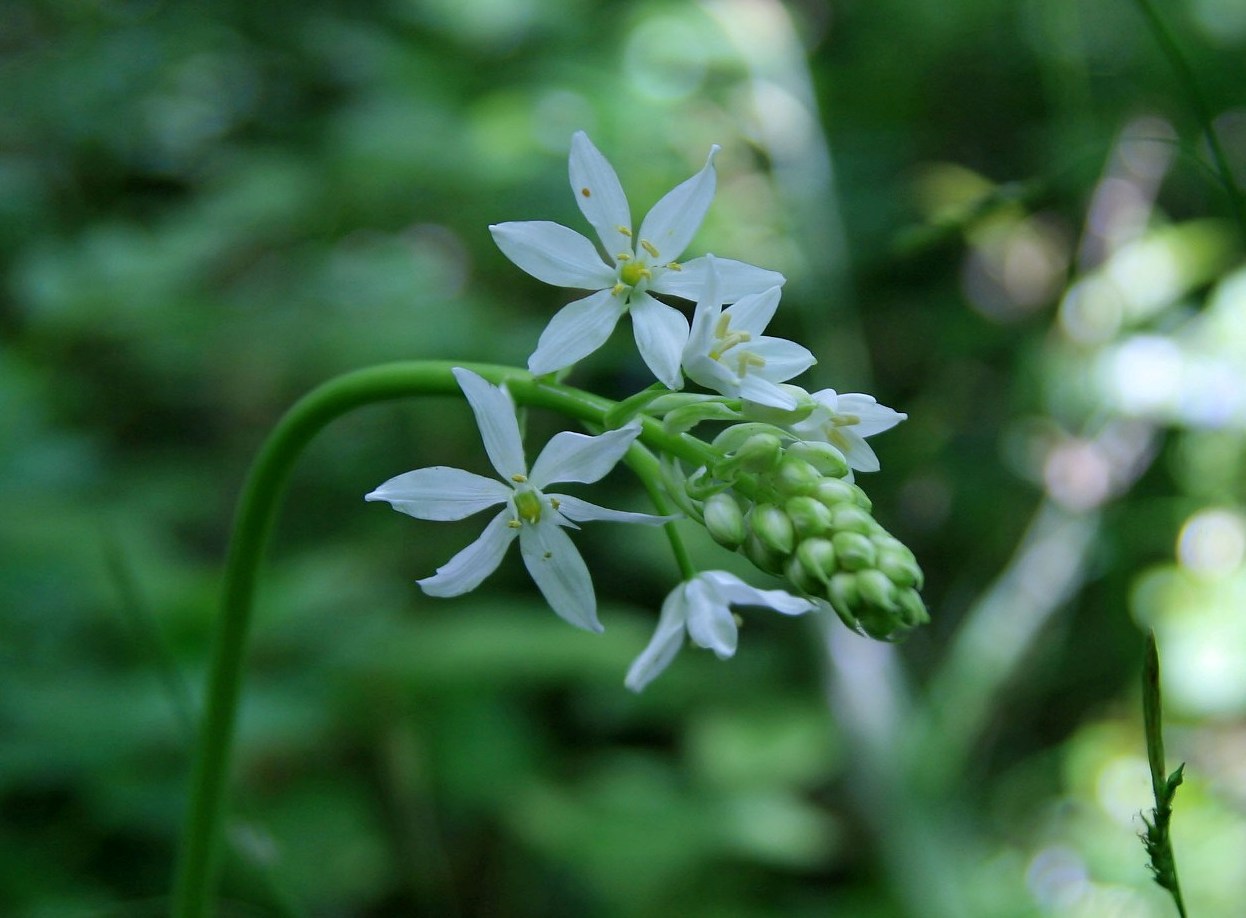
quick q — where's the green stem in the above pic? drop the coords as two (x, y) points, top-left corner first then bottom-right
(1131, 0), (1246, 243)
(171, 360), (716, 918)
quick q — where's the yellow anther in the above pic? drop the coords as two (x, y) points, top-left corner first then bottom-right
(640, 239), (660, 259)
(616, 252), (632, 261)
(714, 313), (732, 338)
(580, 187), (591, 197)
(831, 414), (861, 427)
(511, 474), (527, 483)
(550, 497), (561, 510)
(666, 261), (682, 271)
(616, 225), (632, 237)
(611, 282), (627, 296)
(507, 519), (522, 529)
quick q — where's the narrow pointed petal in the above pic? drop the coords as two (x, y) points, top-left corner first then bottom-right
(683, 578), (738, 659)
(490, 221), (615, 289)
(529, 422), (641, 487)
(637, 145), (719, 262)
(703, 570), (816, 616)
(748, 336), (817, 381)
(624, 587), (690, 692)
(418, 511), (517, 597)
(452, 368), (527, 480)
(366, 467), (510, 520)
(722, 286), (782, 335)
(519, 521), (601, 632)
(836, 393), (907, 436)
(568, 131), (633, 258)
(738, 375), (800, 409)
(683, 352), (741, 398)
(528, 288), (627, 376)
(630, 292), (689, 389)
(660, 256), (786, 302)
(830, 430), (881, 472)
(551, 494), (672, 525)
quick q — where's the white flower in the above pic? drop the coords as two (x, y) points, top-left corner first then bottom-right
(624, 571), (815, 692)
(681, 255), (815, 410)
(366, 368), (669, 633)
(490, 131), (785, 389)
(786, 389), (907, 473)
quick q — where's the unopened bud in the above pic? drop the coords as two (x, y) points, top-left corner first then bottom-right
(750, 503), (795, 555)
(787, 441), (850, 479)
(826, 572), (861, 629)
(875, 539), (923, 589)
(830, 504), (877, 536)
(811, 477), (857, 508)
(832, 531), (877, 571)
(735, 433), (783, 473)
(704, 492), (747, 549)
(785, 495), (833, 538)
(856, 569), (899, 614)
(896, 588), (930, 627)
(796, 537), (837, 585)
(783, 553), (822, 594)
(773, 456), (822, 497)
(743, 531), (786, 575)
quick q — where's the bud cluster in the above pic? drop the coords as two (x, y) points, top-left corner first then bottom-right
(694, 432), (928, 639)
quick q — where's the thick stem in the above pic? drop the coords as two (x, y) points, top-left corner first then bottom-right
(171, 361), (715, 918)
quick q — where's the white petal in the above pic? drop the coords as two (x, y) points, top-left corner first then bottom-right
(418, 511), (517, 597)
(528, 288), (627, 376)
(738, 375), (798, 409)
(836, 393), (907, 437)
(683, 577), (738, 658)
(568, 131), (633, 258)
(624, 586), (690, 692)
(630, 292), (689, 389)
(830, 429), (881, 473)
(519, 520), (601, 632)
(721, 286), (782, 335)
(366, 467), (511, 520)
(747, 336), (817, 382)
(637, 145), (719, 263)
(490, 221), (615, 289)
(452, 368), (527, 480)
(701, 570), (815, 616)
(659, 256), (786, 302)
(551, 494), (672, 525)
(529, 423), (641, 487)
(683, 350), (742, 398)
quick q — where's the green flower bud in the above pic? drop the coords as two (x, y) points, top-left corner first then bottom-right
(704, 492), (747, 549)
(734, 433), (783, 473)
(856, 569), (899, 614)
(749, 503), (795, 556)
(826, 572), (861, 629)
(785, 495), (834, 538)
(896, 588), (930, 627)
(811, 477), (857, 508)
(829, 504), (877, 536)
(846, 483), (873, 511)
(773, 456), (822, 497)
(743, 531), (786, 575)
(796, 537), (837, 585)
(875, 539), (923, 589)
(854, 604), (896, 640)
(832, 531), (877, 571)
(787, 441), (850, 479)
(783, 553), (823, 594)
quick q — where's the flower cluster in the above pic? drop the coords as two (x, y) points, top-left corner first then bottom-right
(371, 133), (923, 690)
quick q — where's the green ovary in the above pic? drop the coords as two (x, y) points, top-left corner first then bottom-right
(514, 489), (543, 525)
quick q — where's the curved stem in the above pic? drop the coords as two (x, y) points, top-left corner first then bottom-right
(172, 361), (716, 918)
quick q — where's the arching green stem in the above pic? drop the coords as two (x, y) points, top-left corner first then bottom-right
(171, 361), (716, 918)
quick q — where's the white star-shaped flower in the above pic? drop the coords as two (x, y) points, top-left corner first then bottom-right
(490, 131), (785, 389)
(624, 571), (815, 692)
(367, 368), (669, 633)
(681, 255), (816, 409)
(786, 389), (907, 473)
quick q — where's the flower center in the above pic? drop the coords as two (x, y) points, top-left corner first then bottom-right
(619, 259), (651, 289)
(514, 488), (543, 525)
(708, 314), (764, 375)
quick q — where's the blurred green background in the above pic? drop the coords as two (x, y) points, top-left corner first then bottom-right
(3, 0), (1246, 915)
